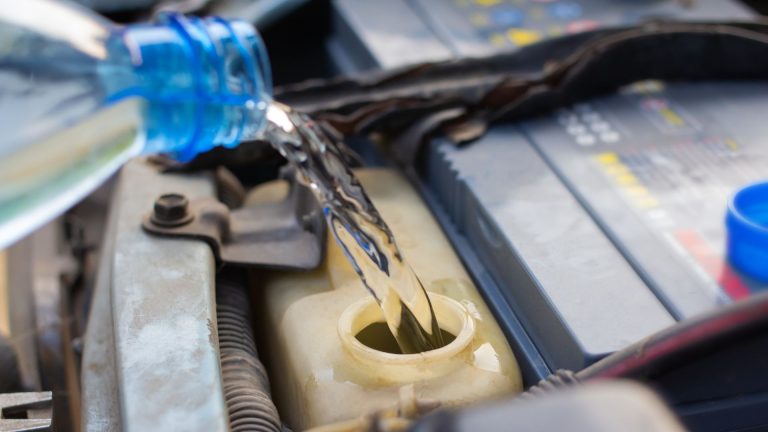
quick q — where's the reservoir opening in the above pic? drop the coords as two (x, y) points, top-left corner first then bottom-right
(355, 322), (456, 354)
(339, 293), (476, 382)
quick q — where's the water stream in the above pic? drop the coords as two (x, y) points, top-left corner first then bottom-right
(264, 101), (444, 354)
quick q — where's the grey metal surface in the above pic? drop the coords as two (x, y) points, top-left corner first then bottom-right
(80, 203), (120, 432)
(0, 391), (53, 432)
(426, 126), (674, 370)
(329, 0), (453, 73)
(104, 159), (228, 432)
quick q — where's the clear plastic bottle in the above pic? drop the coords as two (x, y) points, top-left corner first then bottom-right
(0, 0), (272, 247)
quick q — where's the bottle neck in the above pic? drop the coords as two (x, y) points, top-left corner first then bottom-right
(119, 13), (272, 162)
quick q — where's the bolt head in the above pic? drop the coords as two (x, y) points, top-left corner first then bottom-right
(152, 193), (192, 226)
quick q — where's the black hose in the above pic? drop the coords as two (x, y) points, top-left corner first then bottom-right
(577, 291), (768, 381)
(521, 293), (768, 398)
(217, 272), (282, 432)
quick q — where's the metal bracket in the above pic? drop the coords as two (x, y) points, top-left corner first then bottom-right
(142, 181), (325, 270)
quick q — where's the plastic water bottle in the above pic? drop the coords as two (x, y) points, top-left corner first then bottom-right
(0, 0), (272, 247)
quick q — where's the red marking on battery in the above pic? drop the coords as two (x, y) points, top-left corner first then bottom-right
(674, 230), (750, 300)
(720, 268), (750, 300)
(566, 19), (599, 34)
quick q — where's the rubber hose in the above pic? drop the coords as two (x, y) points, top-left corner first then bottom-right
(578, 291), (768, 381)
(217, 275), (281, 432)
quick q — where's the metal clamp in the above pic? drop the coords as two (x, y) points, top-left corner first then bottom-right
(142, 182), (325, 270)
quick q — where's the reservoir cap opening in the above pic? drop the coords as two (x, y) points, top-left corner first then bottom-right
(338, 294), (476, 382)
(726, 181), (768, 282)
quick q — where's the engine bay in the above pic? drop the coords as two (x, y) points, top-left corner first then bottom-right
(2, 1), (768, 431)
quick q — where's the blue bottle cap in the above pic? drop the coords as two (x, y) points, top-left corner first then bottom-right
(726, 181), (768, 282)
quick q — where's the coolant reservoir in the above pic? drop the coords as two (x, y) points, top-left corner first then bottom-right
(257, 169), (522, 430)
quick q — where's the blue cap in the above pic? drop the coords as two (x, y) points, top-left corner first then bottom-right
(726, 181), (768, 282)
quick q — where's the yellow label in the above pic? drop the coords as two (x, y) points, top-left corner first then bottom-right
(594, 152), (659, 209)
(474, 0), (502, 6)
(507, 28), (542, 47)
(604, 164), (630, 176)
(595, 152), (620, 165)
(615, 174), (639, 186)
(725, 138), (740, 150)
(659, 107), (685, 127)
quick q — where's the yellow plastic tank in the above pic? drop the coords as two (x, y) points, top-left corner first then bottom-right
(256, 169), (522, 430)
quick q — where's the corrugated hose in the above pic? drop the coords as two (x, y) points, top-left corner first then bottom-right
(217, 273), (282, 432)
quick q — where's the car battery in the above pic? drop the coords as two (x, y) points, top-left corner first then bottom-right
(424, 81), (768, 372)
